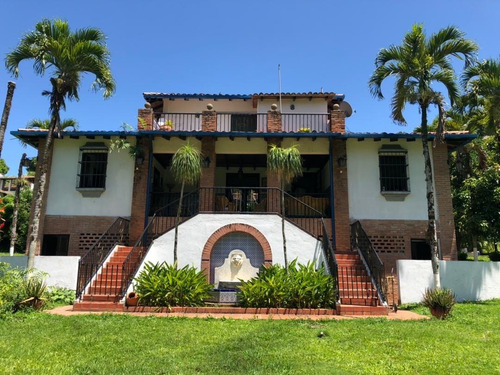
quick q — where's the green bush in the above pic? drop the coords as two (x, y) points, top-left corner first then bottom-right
(422, 288), (456, 319)
(238, 260), (336, 309)
(0, 262), (26, 316)
(457, 252), (468, 260)
(488, 251), (500, 261)
(46, 287), (75, 306)
(134, 262), (212, 307)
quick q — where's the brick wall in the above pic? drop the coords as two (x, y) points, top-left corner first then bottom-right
(129, 137), (150, 244)
(330, 109), (346, 133)
(331, 139), (350, 250)
(43, 215), (120, 256)
(138, 108), (153, 130)
(432, 142), (457, 260)
(202, 110), (217, 131)
(267, 110), (282, 132)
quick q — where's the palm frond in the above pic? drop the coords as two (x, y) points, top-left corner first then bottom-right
(171, 143), (202, 185)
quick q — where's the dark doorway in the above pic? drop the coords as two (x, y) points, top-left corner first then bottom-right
(42, 235), (70, 256)
(411, 239), (431, 260)
(226, 173), (260, 188)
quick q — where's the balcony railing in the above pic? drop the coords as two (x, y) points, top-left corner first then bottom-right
(154, 113), (202, 131)
(281, 113), (330, 133)
(150, 112), (332, 133)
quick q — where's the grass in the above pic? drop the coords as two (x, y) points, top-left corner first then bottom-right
(0, 300), (498, 374)
(0, 252), (25, 257)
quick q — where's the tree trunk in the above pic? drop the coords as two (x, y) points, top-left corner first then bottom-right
(0, 82), (16, 159)
(173, 180), (185, 266)
(9, 153), (26, 256)
(281, 181), (288, 270)
(421, 105), (441, 289)
(26, 86), (61, 268)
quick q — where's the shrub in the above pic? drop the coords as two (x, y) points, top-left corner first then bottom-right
(457, 252), (468, 261)
(46, 287), (75, 306)
(488, 252), (500, 262)
(0, 262), (26, 315)
(422, 288), (456, 319)
(134, 262), (212, 307)
(238, 260), (336, 309)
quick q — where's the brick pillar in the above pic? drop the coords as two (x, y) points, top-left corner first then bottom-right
(26, 140), (54, 255)
(138, 106), (153, 130)
(432, 142), (457, 260)
(200, 137), (216, 211)
(331, 139), (350, 251)
(129, 137), (151, 244)
(202, 110), (217, 131)
(330, 108), (346, 133)
(267, 110), (282, 132)
(266, 138), (282, 213)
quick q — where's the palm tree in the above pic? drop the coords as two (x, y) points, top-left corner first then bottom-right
(27, 118), (79, 132)
(462, 58), (500, 135)
(267, 144), (302, 269)
(5, 19), (115, 268)
(0, 81), (16, 159)
(170, 142), (202, 265)
(369, 24), (478, 288)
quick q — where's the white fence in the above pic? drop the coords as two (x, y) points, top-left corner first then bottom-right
(397, 260), (500, 304)
(0, 256), (80, 290)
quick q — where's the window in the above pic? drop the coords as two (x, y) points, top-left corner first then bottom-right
(231, 114), (257, 132)
(77, 142), (108, 196)
(379, 145), (409, 193)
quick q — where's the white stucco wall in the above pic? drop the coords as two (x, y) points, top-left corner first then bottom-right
(163, 99), (254, 113)
(257, 98), (328, 114)
(0, 256), (80, 290)
(398, 260), (500, 303)
(129, 214), (323, 289)
(347, 139), (430, 220)
(46, 137), (135, 216)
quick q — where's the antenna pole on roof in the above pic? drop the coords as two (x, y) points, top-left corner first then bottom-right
(278, 64), (282, 113)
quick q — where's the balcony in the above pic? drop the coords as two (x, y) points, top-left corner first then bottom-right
(150, 112), (332, 133)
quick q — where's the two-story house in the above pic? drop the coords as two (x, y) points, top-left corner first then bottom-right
(13, 91), (473, 313)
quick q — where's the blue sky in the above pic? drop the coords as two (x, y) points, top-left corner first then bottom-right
(0, 0), (498, 172)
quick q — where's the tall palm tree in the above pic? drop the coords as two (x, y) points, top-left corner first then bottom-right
(369, 24), (478, 288)
(27, 118), (79, 132)
(0, 81), (16, 159)
(5, 19), (115, 268)
(462, 58), (500, 135)
(267, 144), (302, 269)
(170, 142), (202, 265)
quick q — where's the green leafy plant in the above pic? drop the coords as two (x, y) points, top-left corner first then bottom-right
(422, 288), (456, 319)
(298, 127), (311, 133)
(46, 287), (75, 306)
(0, 262), (26, 316)
(18, 269), (48, 310)
(134, 262), (212, 307)
(238, 260), (336, 309)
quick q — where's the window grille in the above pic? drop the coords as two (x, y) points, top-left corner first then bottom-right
(77, 142), (108, 189)
(378, 145), (409, 192)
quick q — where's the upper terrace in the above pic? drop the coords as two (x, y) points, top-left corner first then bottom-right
(138, 92), (352, 133)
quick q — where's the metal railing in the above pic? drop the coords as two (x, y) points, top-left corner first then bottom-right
(320, 219), (339, 303)
(76, 217), (130, 299)
(216, 113), (267, 132)
(350, 220), (387, 303)
(119, 190), (201, 297)
(150, 191), (199, 216)
(281, 113), (330, 133)
(154, 113), (202, 131)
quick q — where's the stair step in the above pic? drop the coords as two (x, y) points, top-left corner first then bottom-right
(340, 297), (379, 306)
(73, 301), (124, 312)
(82, 294), (122, 302)
(338, 304), (388, 316)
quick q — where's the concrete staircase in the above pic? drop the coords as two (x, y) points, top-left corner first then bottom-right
(73, 246), (136, 312)
(335, 252), (388, 315)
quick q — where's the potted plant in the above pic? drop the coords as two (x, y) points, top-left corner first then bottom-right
(422, 288), (456, 319)
(298, 127), (311, 133)
(160, 120), (174, 131)
(126, 291), (139, 306)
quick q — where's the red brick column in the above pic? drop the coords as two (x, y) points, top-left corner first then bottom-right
(267, 110), (282, 132)
(330, 108), (346, 133)
(331, 139), (350, 251)
(25, 140), (54, 255)
(129, 137), (151, 244)
(202, 110), (217, 131)
(200, 137), (216, 211)
(432, 142), (458, 260)
(138, 106), (153, 130)
(266, 138), (282, 213)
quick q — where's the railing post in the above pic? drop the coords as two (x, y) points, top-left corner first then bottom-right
(202, 109), (217, 131)
(267, 108), (282, 132)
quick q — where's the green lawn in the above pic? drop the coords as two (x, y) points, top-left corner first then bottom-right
(0, 300), (499, 374)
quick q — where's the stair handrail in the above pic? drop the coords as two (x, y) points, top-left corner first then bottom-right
(282, 191), (324, 239)
(119, 190), (200, 298)
(350, 220), (387, 303)
(320, 218), (340, 303)
(75, 217), (130, 300)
